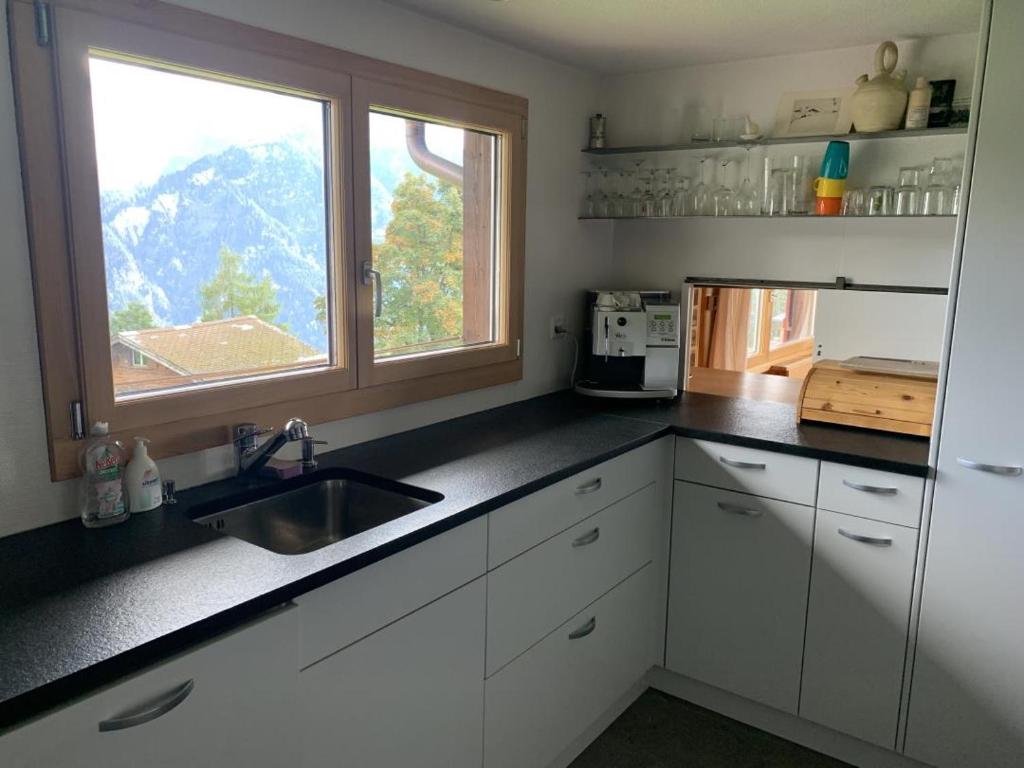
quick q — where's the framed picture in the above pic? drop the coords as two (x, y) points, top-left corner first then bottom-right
(773, 89), (854, 138)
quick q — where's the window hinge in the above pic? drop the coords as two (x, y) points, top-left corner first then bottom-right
(33, 1), (52, 47)
(516, 338), (522, 358)
(521, 117), (527, 141)
(70, 400), (85, 441)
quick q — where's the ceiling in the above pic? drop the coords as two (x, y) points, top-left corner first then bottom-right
(382, 0), (983, 75)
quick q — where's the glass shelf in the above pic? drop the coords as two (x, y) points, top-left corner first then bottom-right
(578, 214), (957, 221)
(581, 126), (968, 156)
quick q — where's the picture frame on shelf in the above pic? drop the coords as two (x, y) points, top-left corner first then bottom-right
(773, 88), (855, 138)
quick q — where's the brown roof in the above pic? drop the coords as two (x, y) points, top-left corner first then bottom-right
(115, 316), (323, 375)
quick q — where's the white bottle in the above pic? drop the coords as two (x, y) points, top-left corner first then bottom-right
(905, 77), (932, 129)
(125, 437), (163, 513)
(80, 422), (129, 528)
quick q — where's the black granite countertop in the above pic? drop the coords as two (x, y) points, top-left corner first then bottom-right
(0, 390), (930, 730)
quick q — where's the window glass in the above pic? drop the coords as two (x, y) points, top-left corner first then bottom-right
(368, 110), (498, 360)
(746, 289), (762, 355)
(90, 55), (333, 399)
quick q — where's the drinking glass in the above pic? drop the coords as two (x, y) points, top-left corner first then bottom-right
(766, 169), (793, 216)
(923, 157), (955, 215)
(789, 155), (811, 214)
(692, 156), (712, 215)
(895, 167), (923, 216)
(712, 160), (734, 216)
(866, 185), (894, 216)
(761, 156), (774, 214)
(734, 147), (759, 215)
(672, 175), (691, 216)
(840, 188), (865, 216)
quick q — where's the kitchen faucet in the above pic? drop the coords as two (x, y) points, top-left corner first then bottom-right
(235, 418), (324, 477)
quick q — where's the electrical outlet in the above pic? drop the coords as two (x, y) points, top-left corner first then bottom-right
(549, 315), (567, 339)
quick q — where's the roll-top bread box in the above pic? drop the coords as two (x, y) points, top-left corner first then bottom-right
(797, 358), (938, 437)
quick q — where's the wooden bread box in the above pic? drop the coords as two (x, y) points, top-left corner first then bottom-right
(797, 359), (937, 437)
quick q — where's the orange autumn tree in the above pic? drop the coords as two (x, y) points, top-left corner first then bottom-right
(373, 172), (464, 355)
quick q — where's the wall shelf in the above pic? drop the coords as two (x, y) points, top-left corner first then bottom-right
(578, 214), (957, 221)
(581, 126), (968, 156)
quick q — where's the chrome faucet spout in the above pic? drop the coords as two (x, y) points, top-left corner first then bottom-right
(236, 418), (313, 477)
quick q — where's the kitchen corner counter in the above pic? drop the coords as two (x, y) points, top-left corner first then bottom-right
(0, 389), (930, 730)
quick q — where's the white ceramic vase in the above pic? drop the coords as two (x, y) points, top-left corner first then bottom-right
(851, 41), (909, 133)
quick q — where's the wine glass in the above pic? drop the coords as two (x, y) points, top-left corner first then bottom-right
(657, 168), (676, 217)
(640, 168), (657, 217)
(734, 147), (759, 215)
(691, 156), (712, 216)
(580, 171), (596, 217)
(672, 175), (691, 216)
(712, 160), (734, 216)
(613, 168), (632, 218)
(595, 168), (612, 218)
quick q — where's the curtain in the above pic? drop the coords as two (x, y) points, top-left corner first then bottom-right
(707, 288), (752, 371)
(788, 290), (816, 341)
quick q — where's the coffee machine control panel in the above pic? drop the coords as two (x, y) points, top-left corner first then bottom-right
(645, 304), (680, 346)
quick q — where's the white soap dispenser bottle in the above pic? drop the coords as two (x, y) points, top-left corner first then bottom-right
(125, 437), (163, 513)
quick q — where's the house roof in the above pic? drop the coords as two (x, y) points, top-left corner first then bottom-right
(115, 316), (323, 375)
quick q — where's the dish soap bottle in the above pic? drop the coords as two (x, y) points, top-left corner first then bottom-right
(125, 437), (163, 513)
(80, 422), (129, 528)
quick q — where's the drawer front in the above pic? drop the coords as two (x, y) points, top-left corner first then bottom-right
(484, 564), (658, 768)
(674, 438), (818, 506)
(800, 510), (918, 748)
(300, 579), (484, 768)
(488, 438), (666, 568)
(295, 517), (486, 667)
(0, 607), (299, 768)
(666, 482), (814, 714)
(486, 481), (662, 676)
(818, 462), (925, 528)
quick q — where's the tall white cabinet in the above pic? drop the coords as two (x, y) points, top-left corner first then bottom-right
(905, 2), (1024, 765)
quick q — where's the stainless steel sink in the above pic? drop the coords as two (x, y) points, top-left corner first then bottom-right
(189, 468), (443, 555)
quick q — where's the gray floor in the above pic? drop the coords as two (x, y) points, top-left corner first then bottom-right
(570, 690), (852, 768)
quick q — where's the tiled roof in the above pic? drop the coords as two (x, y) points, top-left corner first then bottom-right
(116, 316), (323, 375)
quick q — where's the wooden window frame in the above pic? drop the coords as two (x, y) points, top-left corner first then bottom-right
(9, 0), (527, 481)
(746, 288), (815, 372)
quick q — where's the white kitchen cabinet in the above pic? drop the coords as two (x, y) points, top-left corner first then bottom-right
(486, 481), (661, 675)
(300, 578), (485, 768)
(484, 563), (659, 768)
(0, 606), (299, 768)
(800, 510), (917, 749)
(905, 2), (1024, 764)
(666, 481), (814, 713)
(817, 462), (924, 528)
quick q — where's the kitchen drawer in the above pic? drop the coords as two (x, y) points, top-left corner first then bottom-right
(801, 510), (918, 748)
(675, 438), (818, 506)
(295, 516), (485, 667)
(666, 482), (814, 713)
(0, 606), (299, 768)
(486, 481), (662, 676)
(489, 438), (666, 568)
(818, 462), (924, 528)
(300, 579), (484, 768)
(484, 564), (658, 768)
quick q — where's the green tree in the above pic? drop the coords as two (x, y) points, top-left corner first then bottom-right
(313, 293), (327, 332)
(109, 301), (156, 336)
(199, 246), (282, 327)
(373, 173), (463, 354)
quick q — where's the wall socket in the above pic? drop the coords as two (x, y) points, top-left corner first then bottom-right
(549, 315), (567, 339)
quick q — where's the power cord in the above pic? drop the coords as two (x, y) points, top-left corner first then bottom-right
(553, 324), (579, 389)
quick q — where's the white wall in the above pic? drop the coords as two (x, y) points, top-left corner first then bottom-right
(0, 0), (609, 537)
(814, 291), (948, 362)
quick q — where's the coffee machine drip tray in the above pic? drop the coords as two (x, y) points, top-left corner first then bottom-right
(574, 380), (677, 399)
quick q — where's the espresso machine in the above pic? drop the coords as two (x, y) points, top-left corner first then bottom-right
(574, 290), (681, 399)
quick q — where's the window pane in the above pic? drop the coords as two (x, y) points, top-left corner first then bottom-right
(368, 111), (498, 360)
(746, 289), (762, 356)
(90, 55), (333, 399)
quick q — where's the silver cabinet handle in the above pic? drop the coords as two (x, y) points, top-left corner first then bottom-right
(842, 479), (899, 495)
(98, 679), (194, 732)
(838, 527), (893, 547)
(572, 527), (600, 547)
(362, 260), (382, 318)
(575, 478), (602, 495)
(719, 456), (766, 470)
(717, 501), (763, 517)
(568, 616), (596, 640)
(956, 458), (1023, 477)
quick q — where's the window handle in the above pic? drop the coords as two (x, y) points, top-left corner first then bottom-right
(842, 479), (899, 495)
(362, 260), (382, 318)
(719, 456), (766, 470)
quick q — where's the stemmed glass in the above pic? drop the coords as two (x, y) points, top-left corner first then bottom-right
(580, 170), (596, 218)
(712, 160), (734, 216)
(734, 147), (759, 215)
(672, 175), (691, 216)
(595, 168), (612, 218)
(640, 168), (657, 217)
(692, 156), (712, 216)
(657, 168), (676, 217)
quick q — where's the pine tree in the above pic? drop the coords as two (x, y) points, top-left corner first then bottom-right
(199, 246), (282, 327)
